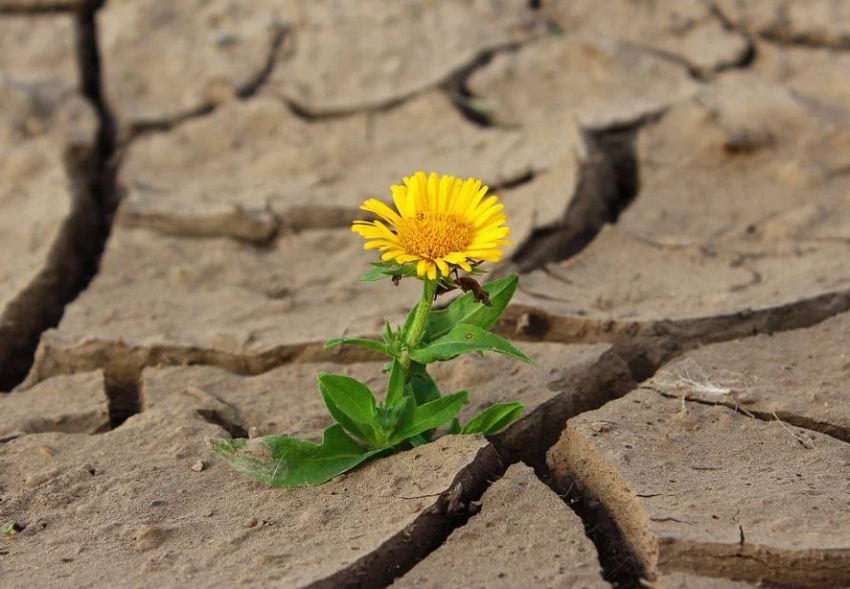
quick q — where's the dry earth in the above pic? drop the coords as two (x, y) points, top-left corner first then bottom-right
(2, 1), (850, 588)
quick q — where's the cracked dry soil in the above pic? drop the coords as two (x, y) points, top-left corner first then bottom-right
(2, 1), (850, 588)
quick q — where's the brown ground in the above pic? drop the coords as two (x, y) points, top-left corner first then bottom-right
(2, 1), (850, 588)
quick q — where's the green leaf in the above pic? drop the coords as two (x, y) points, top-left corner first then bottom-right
(317, 373), (379, 445)
(461, 402), (524, 435)
(447, 418), (462, 435)
(323, 337), (392, 357)
(401, 304), (417, 341)
(409, 362), (441, 405)
(360, 261), (418, 282)
(426, 275), (518, 342)
(390, 391), (468, 445)
(382, 320), (394, 346)
(385, 359), (407, 406)
(409, 323), (532, 364)
(318, 373), (376, 423)
(361, 265), (392, 281)
(208, 424), (383, 487)
(407, 434), (429, 447)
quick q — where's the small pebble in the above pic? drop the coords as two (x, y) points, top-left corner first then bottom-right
(38, 446), (55, 457)
(190, 460), (206, 472)
(150, 499), (166, 507)
(244, 518), (258, 529)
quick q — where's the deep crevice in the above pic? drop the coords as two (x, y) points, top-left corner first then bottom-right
(77, 3), (118, 217)
(536, 341), (671, 589)
(440, 44), (522, 128)
(511, 123), (642, 273)
(0, 133), (101, 390)
(491, 345), (637, 472)
(0, 5), (115, 391)
(72, 6), (123, 424)
(561, 481), (646, 589)
(22, 335), (389, 424)
(104, 372), (139, 428)
(196, 409), (249, 439)
(527, 317), (850, 586)
(317, 444), (505, 589)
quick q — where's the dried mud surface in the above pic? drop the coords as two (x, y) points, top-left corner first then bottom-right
(1, 408), (500, 588)
(391, 463), (608, 588)
(3, 1), (850, 588)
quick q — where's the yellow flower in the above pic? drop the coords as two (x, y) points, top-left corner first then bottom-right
(352, 171), (511, 280)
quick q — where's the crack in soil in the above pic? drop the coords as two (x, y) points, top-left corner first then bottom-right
(5, 4), (850, 588)
(561, 480), (647, 589)
(624, 36), (756, 82)
(651, 387), (850, 446)
(0, 140), (101, 391)
(542, 353), (850, 589)
(283, 40), (531, 123)
(315, 444), (504, 589)
(0, 5), (113, 392)
(510, 123), (641, 273)
(491, 345), (637, 470)
(0, 0), (97, 14)
(709, 0), (850, 51)
(122, 23), (289, 143)
(440, 42), (524, 128)
(504, 284), (850, 373)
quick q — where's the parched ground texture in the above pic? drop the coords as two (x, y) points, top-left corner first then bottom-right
(2, 1), (850, 588)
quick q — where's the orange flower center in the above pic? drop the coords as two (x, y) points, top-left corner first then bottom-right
(395, 212), (474, 260)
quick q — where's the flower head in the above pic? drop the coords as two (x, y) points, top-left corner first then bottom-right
(352, 171), (511, 280)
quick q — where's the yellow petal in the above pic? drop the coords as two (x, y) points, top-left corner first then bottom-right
(435, 258), (450, 277)
(427, 172), (439, 211)
(451, 177), (478, 214)
(472, 229), (511, 245)
(381, 250), (406, 261)
(447, 177), (463, 210)
(437, 174), (453, 211)
(417, 259), (429, 277)
(464, 185), (490, 216)
(363, 240), (398, 250)
(477, 215), (508, 234)
(391, 185), (412, 217)
(370, 220), (400, 241)
(465, 249), (503, 261)
(427, 262), (437, 280)
(412, 171), (428, 212)
(353, 223), (398, 241)
(361, 198), (401, 225)
(471, 198), (501, 224)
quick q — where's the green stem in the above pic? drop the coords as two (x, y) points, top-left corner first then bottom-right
(400, 279), (436, 373)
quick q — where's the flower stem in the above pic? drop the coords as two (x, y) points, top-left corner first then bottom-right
(400, 279), (436, 373)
